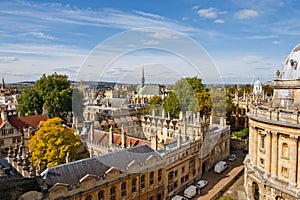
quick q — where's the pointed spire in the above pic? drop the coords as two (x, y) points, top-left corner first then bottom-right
(141, 67), (145, 87)
(1, 78), (4, 90)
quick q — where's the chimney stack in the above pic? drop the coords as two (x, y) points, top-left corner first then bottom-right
(42, 105), (48, 117)
(121, 124), (126, 148)
(177, 129), (182, 148)
(109, 125), (114, 146)
(1, 110), (7, 121)
(90, 123), (94, 142)
(151, 131), (158, 150)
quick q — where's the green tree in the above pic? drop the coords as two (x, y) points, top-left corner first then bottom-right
(17, 73), (77, 117)
(144, 96), (163, 114)
(172, 77), (205, 112)
(164, 92), (180, 118)
(17, 88), (42, 115)
(29, 117), (81, 168)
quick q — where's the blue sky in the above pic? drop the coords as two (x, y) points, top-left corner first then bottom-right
(1, 0), (300, 84)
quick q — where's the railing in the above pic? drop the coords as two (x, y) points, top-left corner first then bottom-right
(248, 105), (300, 126)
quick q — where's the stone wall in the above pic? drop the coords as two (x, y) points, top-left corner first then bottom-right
(230, 138), (248, 151)
(0, 176), (40, 200)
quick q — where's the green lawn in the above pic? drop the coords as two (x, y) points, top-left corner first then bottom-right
(218, 195), (237, 200)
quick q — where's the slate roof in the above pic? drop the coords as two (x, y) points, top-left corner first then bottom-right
(41, 144), (160, 188)
(136, 84), (162, 96)
(100, 98), (129, 108)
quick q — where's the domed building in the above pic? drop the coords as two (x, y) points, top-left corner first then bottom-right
(253, 79), (262, 95)
(245, 44), (300, 199)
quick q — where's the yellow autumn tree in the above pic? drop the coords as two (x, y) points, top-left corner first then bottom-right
(29, 117), (81, 168)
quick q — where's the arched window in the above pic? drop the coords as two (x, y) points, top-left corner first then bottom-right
(275, 196), (285, 200)
(140, 174), (145, 189)
(85, 195), (92, 200)
(98, 190), (104, 200)
(121, 182), (126, 197)
(282, 143), (289, 158)
(158, 169), (162, 182)
(132, 178), (137, 193)
(252, 182), (259, 200)
(110, 186), (116, 200)
(149, 171), (154, 186)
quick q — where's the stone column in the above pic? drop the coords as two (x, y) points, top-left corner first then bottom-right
(249, 125), (257, 165)
(289, 135), (298, 186)
(271, 132), (278, 178)
(298, 139), (300, 185)
(265, 130), (272, 174)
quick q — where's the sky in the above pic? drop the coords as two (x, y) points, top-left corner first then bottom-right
(1, 0), (300, 84)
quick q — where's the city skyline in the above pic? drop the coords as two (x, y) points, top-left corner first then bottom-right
(1, 0), (300, 84)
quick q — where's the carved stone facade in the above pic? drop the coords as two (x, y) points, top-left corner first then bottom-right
(245, 44), (300, 200)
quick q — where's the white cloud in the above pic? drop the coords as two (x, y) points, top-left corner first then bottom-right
(0, 56), (18, 63)
(150, 32), (178, 39)
(0, 1), (209, 38)
(29, 32), (55, 40)
(141, 40), (159, 45)
(218, 11), (227, 15)
(235, 9), (259, 20)
(214, 19), (224, 24)
(192, 5), (200, 10)
(273, 40), (282, 45)
(198, 7), (218, 19)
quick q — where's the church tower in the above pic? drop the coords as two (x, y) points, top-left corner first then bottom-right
(141, 67), (145, 87)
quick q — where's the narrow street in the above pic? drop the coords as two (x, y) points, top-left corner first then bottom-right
(191, 150), (246, 200)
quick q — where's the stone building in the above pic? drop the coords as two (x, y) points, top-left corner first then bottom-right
(0, 109), (47, 155)
(41, 144), (165, 200)
(133, 67), (168, 104)
(245, 44), (300, 200)
(35, 119), (229, 200)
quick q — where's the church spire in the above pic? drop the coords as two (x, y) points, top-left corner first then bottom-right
(1, 78), (4, 90)
(141, 67), (145, 87)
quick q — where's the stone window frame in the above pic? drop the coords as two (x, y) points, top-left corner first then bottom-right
(121, 182), (126, 197)
(158, 169), (162, 182)
(259, 158), (265, 168)
(131, 178), (137, 193)
(281, 142), (289, 160)
(140, 174), (146, 189)
(259, 131), (266, 152)
(149, 171), (154, 186)
(98, 190), (105, 200)
(110, 186), (116, 200)
(281, 166), (289, 178)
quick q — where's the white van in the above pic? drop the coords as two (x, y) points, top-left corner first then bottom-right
(171, 195), (188, 200)
(184, 185), (198, 198)
(214, 161), (228, 173)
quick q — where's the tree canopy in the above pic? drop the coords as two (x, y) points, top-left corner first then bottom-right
(29, 117), (81, 168)
(17, 73), (81, 117)
(144, 95), (163, 115)
(163, 92), (180, 118)
(163, 77), (211, 118)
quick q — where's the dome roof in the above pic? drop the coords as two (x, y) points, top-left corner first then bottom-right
(254, 79), (262, 86)
(282, 43), (300, 80)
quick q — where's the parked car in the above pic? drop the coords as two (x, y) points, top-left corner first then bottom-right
(171, 195), (188, 200)
(214, 161), (228, 173)
(196, 180), (208, 188)
(229, 154), (237, 161)
(184, 185), (199, 198)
